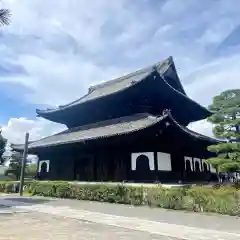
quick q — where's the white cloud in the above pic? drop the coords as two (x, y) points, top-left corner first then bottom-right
(4, 55), (124, 105)
(188, 120), (213, 138)
(0, 0), (240, 142)
(184, 54), (240, 106)
(1, 117), (65, 144)
(0, 0), (238, 106)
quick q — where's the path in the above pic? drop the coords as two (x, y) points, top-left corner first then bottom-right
(0, 211), (176, 240)
(0, 195), (240, 239)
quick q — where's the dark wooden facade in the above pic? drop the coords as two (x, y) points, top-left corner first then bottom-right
(12, 57), (219, 183)
(33, 117), (217, 183)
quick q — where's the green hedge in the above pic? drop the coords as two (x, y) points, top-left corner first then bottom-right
(0, 181), (240, 216)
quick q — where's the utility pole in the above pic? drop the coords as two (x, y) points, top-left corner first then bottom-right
(19, 132), (29, 196)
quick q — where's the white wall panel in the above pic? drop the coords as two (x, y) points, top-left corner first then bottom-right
(202, 159), (210, 172)
(210, 164), (216, 173)
(38, 160), (50, 173)
(157, 152), (172, 171)
(131, 152), (154, 171)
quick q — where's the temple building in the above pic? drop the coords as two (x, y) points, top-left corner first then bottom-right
(12, 57), (220, 183)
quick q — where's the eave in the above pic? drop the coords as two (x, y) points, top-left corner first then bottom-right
(12, 113), (168, 151)
(166, 111), (223, 144)
(11, 110), (220, 153)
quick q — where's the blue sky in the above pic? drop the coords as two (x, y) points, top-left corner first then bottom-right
(0, 0), (240, 143)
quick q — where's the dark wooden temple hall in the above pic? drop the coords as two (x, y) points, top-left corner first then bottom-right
(12, 56), (220, 183)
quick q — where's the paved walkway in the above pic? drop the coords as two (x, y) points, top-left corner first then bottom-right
(0, 212), (177, 240)
(46, 197), (240, 233)
(1, 196), (240, 240)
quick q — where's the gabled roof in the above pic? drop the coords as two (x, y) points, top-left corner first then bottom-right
(36, 56), (187, 116)
(11, 110), (220, 152)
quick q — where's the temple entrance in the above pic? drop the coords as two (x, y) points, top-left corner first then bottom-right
(40, 162), (47, 173)
(133, 154), (155, 182)
(185, 160), (192, 172)
(184, 159), (195, 182)
(195, 161), (200, 172)
(203, 162), (208, 172)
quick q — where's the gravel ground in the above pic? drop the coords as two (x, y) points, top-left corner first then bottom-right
(0, 212), (180, 240)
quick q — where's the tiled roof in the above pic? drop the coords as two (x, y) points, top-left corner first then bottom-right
(11, 111), (222, 152)
(36, 56), (185, 115)
(13, 113), (167, 150)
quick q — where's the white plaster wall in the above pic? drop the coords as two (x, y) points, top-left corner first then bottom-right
(193, 158), (202, 171)
(131, 152), (154, 171)
(202, 159), (211, 172)
(38, 160), (50, 173)
(157, 152), (172, 171)
(210, 164), (216, 173)
(184, 156), (193, 171)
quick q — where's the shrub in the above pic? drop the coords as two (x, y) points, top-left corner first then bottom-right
(33, 181), (57, 197)
(0, 181), (239, 216)
(0, 181), (19, 193)
(147, 187), (185, 210)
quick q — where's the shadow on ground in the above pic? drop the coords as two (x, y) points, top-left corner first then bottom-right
(2, 197), (54, 206)
(0, 204), (11, 209)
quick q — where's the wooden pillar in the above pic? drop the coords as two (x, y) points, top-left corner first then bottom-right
(154, 151), (158, 181)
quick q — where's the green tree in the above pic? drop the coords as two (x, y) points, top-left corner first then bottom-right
(0, 130), (7, 165)
(5, 151), (22, 180)
(0, 9), (10, 161)
(25, 163), (37, 177)
(206, 89), (240, 173)
(0, 8), (11, 26)
(5, 149), (37, 179)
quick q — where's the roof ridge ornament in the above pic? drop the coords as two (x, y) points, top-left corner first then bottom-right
(152, 65), (158, 71)
(162, 109), (171, 115)
(88, 86), (95, 93)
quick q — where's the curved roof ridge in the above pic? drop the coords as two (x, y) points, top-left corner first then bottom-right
(88, 57), (172, 92)
(166, 110), (223, 143)
(36, 57), (173, 115)
(36, 71), (154, 115)
(163, 57), (186, 95)
(154, 69), (212, 119)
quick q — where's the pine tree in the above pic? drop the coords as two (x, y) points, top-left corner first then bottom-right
(0, 9), (11, 26)
(206, 89), (240, 173)
(0, 8), (10, 161)
(5, 151), (23, 180)
(0, 130), (7, 165)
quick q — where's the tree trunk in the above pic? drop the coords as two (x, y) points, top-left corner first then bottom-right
(233, 113), (239, 134)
